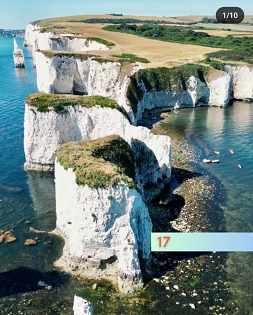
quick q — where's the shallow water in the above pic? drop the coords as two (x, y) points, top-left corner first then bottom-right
(1, 37), (253, 314)
(163, 104), (253, 233)
(161, 105), (253, 314)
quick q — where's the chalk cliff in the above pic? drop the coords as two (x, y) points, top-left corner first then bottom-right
(13, 39), (25, 68)
(24, 94), (171, 187)
(223, 65), (253, 100)
(24, 23), (253, 125)
(32, 50), (245, 124)
(54, 136), (152, 293)
(23, 23), (109, 57)
(127, 65), (232, 123)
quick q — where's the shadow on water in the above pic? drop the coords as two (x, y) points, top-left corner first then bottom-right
(0, 267), (70, 298)
(171, 167), (203, 183)
(143, 168), (210, 283)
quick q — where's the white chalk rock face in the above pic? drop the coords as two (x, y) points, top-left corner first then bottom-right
(24, 23), (109, 52)
(34, 50), (233, 123)
(54, 161), (152, 293)
(73, 296), (93, 315)
(13, 39), (25, 68)
(23, 23), (110, 69)
(34, 51), (128, 106)
(207, 73), (231, 106)
(131, 139), (163, 202)
(133, 74), (231, 123)
(24, 102), (171, 181)
(23, 23), (41, 47)
(223, 65), (253, 100)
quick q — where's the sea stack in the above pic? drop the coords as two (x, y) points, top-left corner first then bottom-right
(13, 39), (25, 68)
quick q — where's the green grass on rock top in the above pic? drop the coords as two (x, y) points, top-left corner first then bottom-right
(55, 135), (136, 189)
(127, 64), (213, 113)
(26, 93), (129, 119)
(87, 37), (115, 46)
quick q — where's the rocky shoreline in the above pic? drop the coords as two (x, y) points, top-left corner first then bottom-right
(0, 111), (237, 315)
(139, 111), (236, 314)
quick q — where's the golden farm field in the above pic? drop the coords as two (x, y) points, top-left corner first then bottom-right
(38, 17), (222, 67)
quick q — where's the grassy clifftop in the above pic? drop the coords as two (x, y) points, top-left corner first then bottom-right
(26, 93), (129, 118)
(127, 64), (215, 113)
(55, 135), (136, 189)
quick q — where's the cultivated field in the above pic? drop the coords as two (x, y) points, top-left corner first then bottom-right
(38, 15), (253, 68)
(193, 29), (253, 37)
(175, 15), (253, 23)
(195, 23), (253, 32)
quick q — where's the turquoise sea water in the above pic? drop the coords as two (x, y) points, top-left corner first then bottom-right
(1, 37), (253, 314)
(164, 105), (253, 233)
(162, 105), (253, 313)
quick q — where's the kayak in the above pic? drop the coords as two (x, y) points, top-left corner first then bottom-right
(203, 159), (211, 163)
(214, 150), (220, 155)
(229, 149), (234, 154)
(211, 160), (219, 163)
(238, 164), (242, 169)
(182, 149), (192, 154)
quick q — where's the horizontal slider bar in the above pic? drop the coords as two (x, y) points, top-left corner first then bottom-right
(151, 233), (253, 252)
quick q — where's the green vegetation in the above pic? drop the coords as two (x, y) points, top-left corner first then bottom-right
(205, 50), (253, 64)
(39, 28), (54, 33)
(190, 276), (199, 287)
(103, 24), (253, 58)
(127, 64), (210, 113)
(88, 37), (115, 46)
(38, 50), (90, 60)
(112, 53), (150, 64)
(38, 50), (116, 63)
(69, 18), (197, 25)
(55, 135), (136, 189)
(108, 13), (123, 16)
(200, 57), (224, 69)
(26, 93), (129, 119)
(201, 17), (219, 24)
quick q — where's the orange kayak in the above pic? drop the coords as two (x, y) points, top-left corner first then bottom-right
(214, 150), (220, 155)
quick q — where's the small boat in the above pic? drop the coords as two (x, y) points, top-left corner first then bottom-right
(203, 159), (211, 163)
(182, 150), (192, 154)
(238, 164), (242, 169)
(214, 150), (220, 155)
(211, 160), (219, 163)
(229, 149), (234, 154)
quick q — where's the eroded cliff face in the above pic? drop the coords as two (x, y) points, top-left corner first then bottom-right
(54, 160), (152, 294)
(128, 66), (232, 123)
(24, 100), (171, 187)
(24, 24), (109, 56)
(223, 65), (253, 100)
(25, 24), (253, 125)
(35, 51), (123, 98)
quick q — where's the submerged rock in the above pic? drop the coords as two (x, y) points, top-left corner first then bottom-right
(73, 295), (93, 315)
(0, 231), (17, 244)
(24, 239), (36, 245)
(38, 281), (52, 291)
(13, 39), (25, 68)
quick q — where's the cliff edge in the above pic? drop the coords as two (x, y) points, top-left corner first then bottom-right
(54, 135), (152, 293)
(24, 93), (171, 189)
